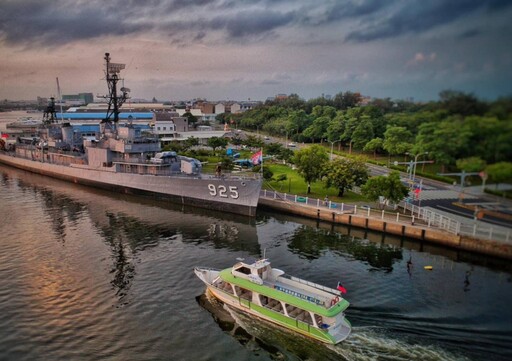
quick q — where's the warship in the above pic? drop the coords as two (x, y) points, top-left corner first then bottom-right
(0, 53), (262, 216)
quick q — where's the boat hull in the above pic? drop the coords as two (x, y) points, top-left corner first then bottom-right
(0, 152), (261, 216)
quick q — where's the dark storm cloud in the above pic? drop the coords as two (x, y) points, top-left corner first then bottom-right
(209, 10), (295, 39)
(0, 0), (152, 46)
(459, 29), (481, 39)
(345, 0), (512, 42)
(323, 0), (391, 23)
(0, 0), (294, 46)
(1, 0), (511, 47)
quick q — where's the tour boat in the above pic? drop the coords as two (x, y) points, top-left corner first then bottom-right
(194, 259), (351, 344)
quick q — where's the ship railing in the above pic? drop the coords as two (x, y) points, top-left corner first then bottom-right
(9, 147), (86, 166)
(111, 157), (151, 164)
(202, 173), (261, 180)
(280, 274), (343, 297)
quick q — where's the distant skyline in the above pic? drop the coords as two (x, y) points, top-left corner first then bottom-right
(1, 0), (511, 102)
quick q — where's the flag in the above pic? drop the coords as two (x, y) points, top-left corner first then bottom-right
(337, 282), (347, 294)
(251, 149), (262, 165)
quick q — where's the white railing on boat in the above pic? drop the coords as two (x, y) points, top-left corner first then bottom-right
(282, 274), (343, 297)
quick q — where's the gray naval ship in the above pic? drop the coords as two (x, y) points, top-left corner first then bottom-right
(0, 53), (262, 216)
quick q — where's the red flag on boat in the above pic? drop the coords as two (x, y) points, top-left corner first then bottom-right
(337, 282), (347, 294)
(251, 149), (262, 165)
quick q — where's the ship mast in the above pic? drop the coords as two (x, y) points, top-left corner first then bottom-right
(42, 97), (57, 126)
(101, 53), (130, 134)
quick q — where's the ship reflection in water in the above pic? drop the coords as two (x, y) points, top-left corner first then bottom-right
(0, 164), (259, 305)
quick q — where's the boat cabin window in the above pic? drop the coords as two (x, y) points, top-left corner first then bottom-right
(260, 295), (284, 314)
(234, 286), (252, 301)
(257, 266), (267, 277)
(234, 266), (252, 275)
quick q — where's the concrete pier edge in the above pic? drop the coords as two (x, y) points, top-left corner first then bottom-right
(258, 197), (512, 260)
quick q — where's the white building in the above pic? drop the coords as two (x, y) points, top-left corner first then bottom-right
(230, 103), (241, 114)
(215, 103), (225, 114)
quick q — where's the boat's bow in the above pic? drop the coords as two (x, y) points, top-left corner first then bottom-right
(194, 267), (220, 286)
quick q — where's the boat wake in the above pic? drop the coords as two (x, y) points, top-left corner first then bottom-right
(331, 327), (471, 361)
(199, 291), (470, 361)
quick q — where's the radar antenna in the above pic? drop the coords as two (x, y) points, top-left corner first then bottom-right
(100, 53), (130, 134)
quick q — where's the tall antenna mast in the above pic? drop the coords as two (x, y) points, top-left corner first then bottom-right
(101, 53), (130, 133)
(56, 77), (64, 122)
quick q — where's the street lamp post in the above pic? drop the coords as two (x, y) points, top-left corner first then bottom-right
(405, 151), (429, 183)
(412, 152), (428, 183)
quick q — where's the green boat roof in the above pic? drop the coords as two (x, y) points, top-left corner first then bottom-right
(219, 268), (349, 317)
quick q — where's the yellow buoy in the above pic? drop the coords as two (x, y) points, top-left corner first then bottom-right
(424, 265), (433, 270)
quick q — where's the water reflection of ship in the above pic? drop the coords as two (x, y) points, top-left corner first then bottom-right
(0, 164), (260, 298)
(195, 291), (344, 361)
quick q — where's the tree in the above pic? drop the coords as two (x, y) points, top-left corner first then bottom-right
(465, 115), (512, 164)
(485, 162), (512, 185)
(207, 137), (228, 153)
(311, 105), (337, 119)
(275, 174), (288, 190)
(439, 90), (488, 116)
(326, 112), (346, 143)
(361, 171), (409, 208)
(413, 118), (472, 172)
(323, 156), (369, 197)
(383, 126), (413, 156)
(287, 110), (311, 137)
(456, 157), (487, 172)
(293, 145), (329, 194)
(243, 135), (264, 148)
(183, 111), (198, 128)
(351, 118), (374, 150)
(220, 156), (234, 171)
(333, 91), (362, 110)
(363, 137), (384, 158)
(303, 116), (330, 142)
(183, 136), (199, 150)
(253, 165), (273, 180)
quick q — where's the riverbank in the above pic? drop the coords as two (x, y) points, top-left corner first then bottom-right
(259, 196), (512, 260)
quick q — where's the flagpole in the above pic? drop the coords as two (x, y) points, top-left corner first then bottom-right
(260, 147), (263, 176)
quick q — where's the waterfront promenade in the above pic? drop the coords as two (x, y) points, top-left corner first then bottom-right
(259, 189), (512, 260)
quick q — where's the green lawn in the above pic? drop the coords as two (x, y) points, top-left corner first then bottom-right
(263, 162), (367, 203)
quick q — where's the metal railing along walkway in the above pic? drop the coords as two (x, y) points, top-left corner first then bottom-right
(260, 189), (511, 244)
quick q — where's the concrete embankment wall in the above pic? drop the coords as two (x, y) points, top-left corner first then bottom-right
(259, 197), (512, 260)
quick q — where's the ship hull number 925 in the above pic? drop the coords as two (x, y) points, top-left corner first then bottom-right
(208, 184), (239, 199)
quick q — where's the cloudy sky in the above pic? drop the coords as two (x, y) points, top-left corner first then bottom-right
(1, 0), (511, 102)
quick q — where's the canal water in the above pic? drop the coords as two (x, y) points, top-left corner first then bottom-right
(0, 147), (511, 359)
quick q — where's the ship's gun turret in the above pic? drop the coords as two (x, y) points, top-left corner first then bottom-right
(150, 151), (177, 164)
